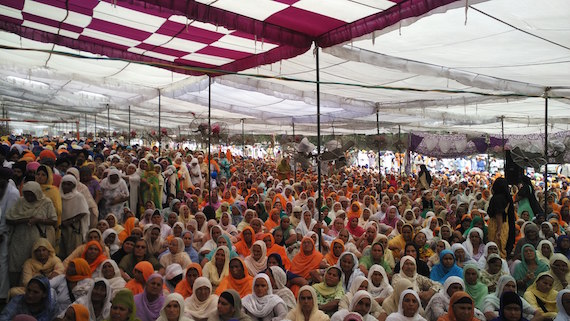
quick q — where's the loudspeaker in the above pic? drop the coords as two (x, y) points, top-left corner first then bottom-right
(505, 150), (523, 185)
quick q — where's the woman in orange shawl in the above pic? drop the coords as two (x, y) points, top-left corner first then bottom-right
(81, 240), (107, 273)
(125, 261), (154, 295)
(273, 193), (287, 210)
(174, 263), (202, 299)
(347, 202), (362, 219)
(67, 257), (92, 282)
(325, 239), (345, 266)
(263, 233), (291, 270)
(264, 209), (280, 232)
(215, 257), (253, 298)
(290, 237), (325, 281)
(118, 216), (136, 243)
(234, 226), (255, 257)
(437, 291), (480, 321)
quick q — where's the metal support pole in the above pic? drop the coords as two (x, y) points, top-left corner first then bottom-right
(398, 125), (402, 178)
(158, 90), (162, 154)
(316, 46), (323, 252)
(94, 114), (97, 137)
(376, 108), (381, 178)
(241, 118), (245, 172)
(292, 122), (296, 183)
(128, 105), (131, 143)
(544, 89), (548, 214)
(84, 113), (87, 136)
(76, 120), (80, 140)
(107, 105), (110, 138)
(208, 76), (212, 201)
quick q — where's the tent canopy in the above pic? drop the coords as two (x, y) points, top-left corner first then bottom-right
(0, 0), (569, 137)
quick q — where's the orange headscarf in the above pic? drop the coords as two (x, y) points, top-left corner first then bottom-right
(290, 237), (324, 279)
(125, 261), (154, 295)
(264, 209), (280, 231)
(67, 258), (92, 282)
(234, 226), (255, 257)
(71, 304), (90, 321)
(347, 202), (362, 219)
(118, 217), (136, 243)
(174, 263), (203, 299)
(81, 240), (108, 273)
(215, 257), (254, 298)
(438, 291), (479, 321)
(324, 239), (344, 266)
(273, 194), (287, 209)
(264, 233), (291, 270)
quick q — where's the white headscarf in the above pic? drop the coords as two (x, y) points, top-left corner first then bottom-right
(269, 266), (296, 310)
(242, 274), (286, 318)
(476, 241), (509, 273)
(99, 168), (123, 190)
(184, 277), (218, 319)
(74, 277), (112, 321)
(102, 228), (120, 255)
(337, 251), (365, 292)
(386, 289), (427, 321)
(244, 240), (268, 276)
(157, 293), (192, 321)
(60, 174), (89, 238)
(368, 264), (393, 299)
(463, 227), (484, 259)
(95, 259), (126, 299)
(554, 289), (570, 321)
(284, 286), (329, 321)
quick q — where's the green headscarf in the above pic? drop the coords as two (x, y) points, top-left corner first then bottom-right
(463, 215), (488, 241)
(107, 289), (140, 321)
(463, 263), (488, 310)
(513, 243), (549, 294)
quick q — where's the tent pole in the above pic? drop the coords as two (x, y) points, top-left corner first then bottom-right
(501, 115), (505, 156)
(376, 108), (381, 180)
(208, 76), (212, 202)
(292, 122), (296, 183)
(316, 45), (322, 252)
(94, 113), (97, 137)
(84, 113), (87, 137)
(158, 90), (162, 154)
(76, 120), (79, 140)
(544, 88), (549, 215)
(128, 105), (131, 144)
(241, 118), (245, 173)
(107, 105), (110, 139)
(398, 125), (402, 178)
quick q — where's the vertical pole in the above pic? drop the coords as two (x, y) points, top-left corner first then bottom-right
(94, 113), (97, 138)
(376, 108), (381, 178)
(241, 118), (245, 172)
(76, 120), (79, 140)
(316, 45), (323, 252)
(544, 89), (548, 214)
(292, 122), (296, 183)
(208, 76), (212, 202)
(128, 105), (131, 144)
(84, 113), (87, 137)
(398, 125), (402, 178)
(107, 105), (110, 139)
(158, 90), (162, 154)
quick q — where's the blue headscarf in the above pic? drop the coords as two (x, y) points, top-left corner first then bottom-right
(556, 235), (570, 260)
(430, 249), (464, 284)
(2, 276), (56, 321)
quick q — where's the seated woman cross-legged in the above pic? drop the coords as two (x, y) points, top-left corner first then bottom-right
(242, 274), (288, 321)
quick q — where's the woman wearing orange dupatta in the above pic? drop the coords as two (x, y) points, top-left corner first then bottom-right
(118, 217), (136, 243)
(325, 239), (345, 266)
(290, 237), (326, 281)
(174, 263), (202, 299)
(264, 209), (280, 232)
(273, 193), (287, 210)
(215, 257), (254, 298)
(263, 233), (291, 270)
(234, 226), (255, 257)
(125, 261), (154, 295)
(81, 240), (107, 273)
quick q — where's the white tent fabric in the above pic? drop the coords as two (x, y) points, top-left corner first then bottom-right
(0, 0), (568, 138)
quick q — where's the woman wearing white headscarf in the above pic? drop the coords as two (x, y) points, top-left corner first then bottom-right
(244, 240), (268, 276)
(102, 228), (120, 255)
(337, 252), (365, 292)
(59, 174), (90, 258)
(391, 256), (441, 306)
(284, 285), (330, 321)
(338, 275), (383, 319)
(450, 243), (477, 269)
(99, 168), (129, 218)
(95, 259), (126, 299)
(124, 163), (141, 216)
(331, 290), (376, 321)
(476, 242), (509, 274)
(184, 277), (218, 321)
(368, 264), (393, 304)
(424, 276), (464, 321)
(554, 289), (570, 321)
(385, 290), (427, 321)
(70, 277), (112, 321)
(462, 227), (485, 262)
(268, 266), (296, 311)
(242, 274), (287, 321)
(160, 237), (192, 269)
(157, 293), (193, 321)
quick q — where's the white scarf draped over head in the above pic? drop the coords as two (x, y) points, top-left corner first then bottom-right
(368, 264), (393, 299)
(99, 168), (123, 190)
(389, 290), (426, 321)
(184, 277), (218, 319)
(157, 293), (191, 321)
(244, 240), (268, 276)
(242, 273), (285, 318)
(7, 181), (51, 220)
